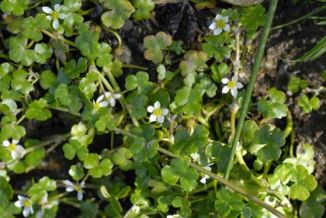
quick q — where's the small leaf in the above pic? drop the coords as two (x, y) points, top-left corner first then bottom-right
(25, 99), (52, 121)
(144, 32), (172, 63)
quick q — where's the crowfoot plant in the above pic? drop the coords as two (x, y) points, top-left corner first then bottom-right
(0, 0), (324, 217)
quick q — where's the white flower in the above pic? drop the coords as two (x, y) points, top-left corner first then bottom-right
(167, 215), (181, 218)
(147, 101), (169, 124)
(2, 139), (25, 160)
(221, 75), (243, 97)
(15, 195), (34, 217)
(200, 164), (213, 184)
(92, 94), (109, 114)
(62, 180), (85, 201)
(209, 14), (230, 35)
(104, 91), (122, 107)
(42, 4), (67, 29)
(131, 205), (140, 213)
(36, 192), (58, 218)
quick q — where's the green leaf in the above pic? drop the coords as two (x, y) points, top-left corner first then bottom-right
(253, 126), (285, 163)
(55, 84), (71, 106)
(112, 147), (133, 168)
(161, 159), (199, 192)
(287, 76), (308, 94)
(24, 148), (45, 169)
(125, 71), (154, 94)
(69, 164), (85, 181)
(0, 177), (13, 200)
(25, 99), (52, 121)
(133, 0), (155, 20)
(96, 43), (112, 67)
(8, 37), (36, 66)
(171, 125), (209, 155)
(299, 185), (326, 218)
(144, 31), (173, 63)
(211, 142), (231, 173)
(298, 94), (320, 113)
(0, 0), (28, 15)
(100, 0), (135, 29)
(241, 120), (259, 148)
(179, 51), (208, 87)
(257, 88), (288, 119)
(173, 86), (202, 115)
(27, 177), (57, 202)
(125, 92), (148, 120)
(83, 153), (100, 169)
(75, 30), (100, 60)
(40, 70), (57, 89)
(240, 5), (265, 37)
(11, 69), (34, 95)
(95, 114), (115, 132)
(202, 34), (232, 61)
(215, 188), (244, 218)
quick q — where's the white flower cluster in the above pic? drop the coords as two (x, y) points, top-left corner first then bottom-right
(92, 91), (122, 114)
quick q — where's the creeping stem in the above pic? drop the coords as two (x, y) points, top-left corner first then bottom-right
(224, 0), (279, 179)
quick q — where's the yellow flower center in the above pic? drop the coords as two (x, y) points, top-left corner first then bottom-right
(216, 20), (226, 29)
(8, 143), (17, 151)
(75, 185), (82, 192)
(93, 102), (101, 111)
(51, 11), (60, 19)
(227, 81), (236, 88)
(153, 108), (162, 117)
(23, 199), (31, 208)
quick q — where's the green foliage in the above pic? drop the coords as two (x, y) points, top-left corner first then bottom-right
(0, 0), (28, 16)
(100, 0), (135, 29)
(133, 0), (155, 20)
(257, 88), (288, 119)
(179, 51), (208, 86)
(161, 159), (199, 192)
(298, 94), (320, 113)
(144, 32), (173, 63)
(0, 1), (322, 218)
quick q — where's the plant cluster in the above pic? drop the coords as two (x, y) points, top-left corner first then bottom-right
(0, 0), (325, 218)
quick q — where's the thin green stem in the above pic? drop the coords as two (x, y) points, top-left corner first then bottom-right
(123, 64), (148, 71)
(49, 106), (82, 117)
(224, 0), (278, 179)
(158, 147), (286, 218)
(41, 29), (78, 48)
(272, 5), (326, 30)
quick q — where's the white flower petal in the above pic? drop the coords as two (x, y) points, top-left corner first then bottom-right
(52, 19), (59, 29)
(23, 207), (32, 217)
(236, 82), (243, 89)
(63, 180), (74, 188)
(162, 108), (169, 116)
(96, 95), (105, 103)
(231, 88), (238, 97)
(113, 93), (122, 99)
(154, 101), (161, 108)
(2, 140), (10, 147)
(213, 28), (222, 35)
(77, 191), (83, 201)
(12, 145), (25, 159)
(104, 92), (112, 98)
(221, 78), (229, 84)
(224, 24), (230, 32)
(147, 106), (154, 113)
(12, 139), (19, 144)
(200, 175), (209, 184)
(66, 187), (74, 192)
(149, 114), (156, 122)
(54, 4), (61, 11)
(46, 15), (52, 20)
(215, 14), (222, 20)
(157, 116), (164, 124)
(209, 22), (216, 30)
(36, 209), (44, 218)
(42, 6), (53, 14)
(222, 86), (230, 94)
(99, 101), (109, 108)
(109, 98), (116, 107)
(15, 200), (23, 208)
(222, 16), (229, 22)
